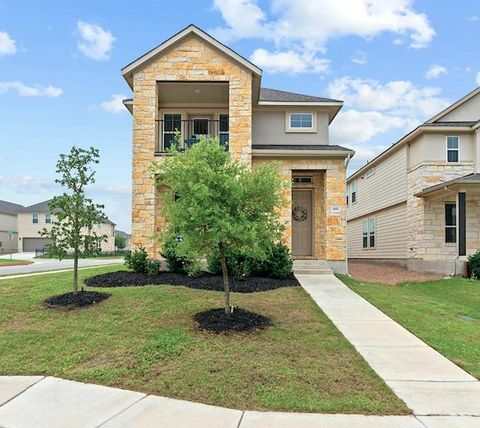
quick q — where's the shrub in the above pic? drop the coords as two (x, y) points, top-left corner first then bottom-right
(124, 247), (149, 274)
(468, 251), (480, 279)
(146, 259), (162, 277)
(161, 238), (200, 277)
(207, 242), (292, 279)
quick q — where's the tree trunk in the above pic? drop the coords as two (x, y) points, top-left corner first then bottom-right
(219, 243), (231, 316)
(73, 250), (79, 293)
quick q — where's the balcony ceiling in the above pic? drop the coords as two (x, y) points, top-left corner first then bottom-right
(158, 82), (228, 105)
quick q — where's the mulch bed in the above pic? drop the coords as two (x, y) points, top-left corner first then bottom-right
(194, 308), (272, 333)
(44, 291), (111, 309)
(85, 270), (300, 293)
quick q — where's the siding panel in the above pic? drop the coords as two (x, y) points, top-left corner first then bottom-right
(347, 203), (407, 259)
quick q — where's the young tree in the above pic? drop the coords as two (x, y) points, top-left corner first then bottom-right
(152, 138), (286, 315)
(41, 146), (107, 294)
(115, 234), (127, 250)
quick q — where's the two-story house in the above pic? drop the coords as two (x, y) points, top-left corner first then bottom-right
(122, 25), (354, 274)
(0, 200), (23, 254)
(346, 87), (480, 276)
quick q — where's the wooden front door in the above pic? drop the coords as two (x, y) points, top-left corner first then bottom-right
(292, 190), (313, 257)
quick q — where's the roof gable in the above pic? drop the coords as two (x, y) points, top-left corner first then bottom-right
(0, 200), (24, 215)
(427, 87), (480, 123)
(122, 24), (262, 86)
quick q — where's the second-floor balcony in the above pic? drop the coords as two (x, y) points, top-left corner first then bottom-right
(156, 115), (229, 153)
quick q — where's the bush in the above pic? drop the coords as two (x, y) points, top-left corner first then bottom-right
(468, 251), (480, 279)
(207, 243), (292, 279)
(124, 247), (149, 274)
(161, 238), (200, 277)
(146, 259), (162, 277)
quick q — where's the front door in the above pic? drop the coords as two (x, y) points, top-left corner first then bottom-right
(292, 190), (313, 257)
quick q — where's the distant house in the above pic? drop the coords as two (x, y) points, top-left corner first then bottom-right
(0, 200), (23, 254)
(346, 87), (480, 276)
(16, 200), (116, 253)
(115, 230), (131, 250)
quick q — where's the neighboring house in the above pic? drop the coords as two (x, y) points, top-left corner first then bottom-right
(0, 200), (24, 254)
(115, 230), (132, 250)
(346, 87), (480, 276)
(122, 24), (354, 273)
(17, 200), (116, 253)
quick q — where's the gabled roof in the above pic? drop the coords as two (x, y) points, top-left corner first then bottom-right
(259, 88), (341, 103)
(0, 200), (24, 215)
(426, 86), (480, 123)
(122, 24), (262, 88)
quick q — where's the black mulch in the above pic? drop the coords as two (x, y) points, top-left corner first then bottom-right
(43, 291), (111, 309)
(194, 308), (272, 333)
(84, 271), (300, 293)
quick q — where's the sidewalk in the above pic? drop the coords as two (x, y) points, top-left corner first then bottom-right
(297, 274), (480, 419)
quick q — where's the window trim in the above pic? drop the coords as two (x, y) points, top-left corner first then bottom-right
(445, 202), (457, 244)
(32, 213), (39, 224)
(446, 135), (460, 163)
(161, 111), (183, 151)
(218, 113), (229, 147)
(45, 213), (52, 224)
(285, 112), (317, 133)
(362, 217), (376, 249)
(349, 179), (357, 205)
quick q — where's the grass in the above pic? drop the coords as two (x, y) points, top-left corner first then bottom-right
(0, 258), (31, 266)
(339, 274), (480, 380)
(0, 265), (408, 414)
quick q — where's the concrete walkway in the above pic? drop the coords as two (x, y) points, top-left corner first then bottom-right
(297, 274), (480, 422)
(2, 376), (477, 428)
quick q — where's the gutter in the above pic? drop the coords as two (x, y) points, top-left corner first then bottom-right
(252, 149), (355, 157)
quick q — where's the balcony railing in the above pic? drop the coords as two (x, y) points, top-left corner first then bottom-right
(156, 118), (229, 153)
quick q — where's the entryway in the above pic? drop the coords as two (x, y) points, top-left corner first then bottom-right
(292, 190), (313, 257)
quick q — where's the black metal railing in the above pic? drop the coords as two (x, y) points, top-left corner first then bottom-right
(156, 119), (229, 152)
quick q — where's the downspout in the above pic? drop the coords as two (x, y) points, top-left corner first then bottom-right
(344, 153), (352, 276)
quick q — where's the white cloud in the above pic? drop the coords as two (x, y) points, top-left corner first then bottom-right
(77, 21), (115, 60)
(426, 65), (447, 80)
(213, 0), (435, 50)
(0, 31), (16, 55)
(0, 81), (63, 97)
(0, 175), (57, 194)
(351, 50), (367, 65)
(250, 48), (329, 74)
(100, 94), (127, 114)
(327, 77), (449, 117)
(468, 15), (479, 21)
(476, 72), (480, 86)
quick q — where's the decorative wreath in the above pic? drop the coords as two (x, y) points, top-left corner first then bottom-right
(292, 205), (308, 222)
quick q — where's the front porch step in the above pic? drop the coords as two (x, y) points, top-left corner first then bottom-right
(293, 260), (334, 275)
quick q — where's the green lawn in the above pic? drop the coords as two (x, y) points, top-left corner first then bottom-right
(0, 265), (408, 414)
(0, 258), (31, 266)
(339, 275), (480, 379)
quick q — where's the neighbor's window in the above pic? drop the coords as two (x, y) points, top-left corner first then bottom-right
(163, 113), (182, 151)
(289, 113), (313, 129)
(32, 213), (38, 224)
(45, 213), (51, 224)
(445, 203), (457, 243)
(351, 180), (357, 204)
(362, 218), (376, 248)
(219, 114), (229, 147)
(446, 136), (459, 163)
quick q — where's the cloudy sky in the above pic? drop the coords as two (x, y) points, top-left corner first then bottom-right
(1, 0), (479, 232)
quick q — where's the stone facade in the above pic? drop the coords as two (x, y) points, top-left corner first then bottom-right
(131, 35), (253, 255)
(252, 157), (346, 263)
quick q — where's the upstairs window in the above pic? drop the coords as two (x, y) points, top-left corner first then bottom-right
(362, 218), (376, 248)
(32, 213), (38, 224)
(445, 203), (457, 243)
(163, 113), (182, 150)
(287, 112), (315, 131)
(219, 114), (229, 147)
(347, 180), (357, 205)
(446, 136), (459, 163)
(45, 213), (51, 224)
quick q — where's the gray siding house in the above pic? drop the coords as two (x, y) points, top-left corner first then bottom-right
(0, 200), (23, 254)
(346, 87), (480, 275)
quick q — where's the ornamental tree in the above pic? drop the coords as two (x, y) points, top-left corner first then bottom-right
(41, 146), (107, 293)
(152, 137), (286, 315)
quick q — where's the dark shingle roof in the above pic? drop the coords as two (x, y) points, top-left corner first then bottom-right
(253, 144), (353, 152)
(259, 88), (341, 103)
(427, 121), (479, 127)
(416, 173), (480, 197)
(0, 200), (24, 215)
(20, 200), (51, 213)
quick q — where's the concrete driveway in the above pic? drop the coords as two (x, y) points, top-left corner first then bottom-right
(0, 252), (36, 261)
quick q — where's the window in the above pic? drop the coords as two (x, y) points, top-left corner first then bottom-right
(446, 136), (459, 163)
(45, 213), (51, 224)
(293, 176), (312, 184)
(350, 180), (357, 204)
(219, 114), (229, 147)
(32, 213), (38, 224)
(445, 203), (457, 243)
(287, 112), (315, 131)
(163, 114), (182, 150)
(362, 218), (376, 248)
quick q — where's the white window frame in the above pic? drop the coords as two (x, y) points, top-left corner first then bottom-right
(350, 179), (357, 204)
(362, 217), (376, 249)
(32, 213), (39, 224)
(45, 213), (51, 224)
(285, 112), (316, 133)
(446, 136), (460, 163)
(161, 111), (183, 151)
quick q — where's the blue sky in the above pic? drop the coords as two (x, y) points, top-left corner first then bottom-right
(0, 0), (479, 232)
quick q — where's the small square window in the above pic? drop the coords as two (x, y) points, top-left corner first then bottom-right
(289, 113), (313, 129)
